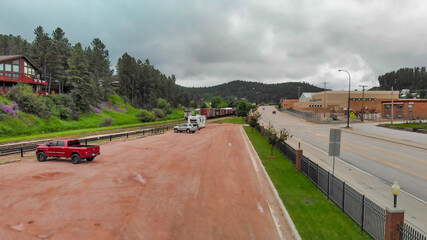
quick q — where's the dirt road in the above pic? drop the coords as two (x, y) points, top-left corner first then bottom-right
(0, 124), (294, 239)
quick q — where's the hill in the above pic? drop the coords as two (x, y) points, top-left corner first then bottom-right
(181, 80), (324, 104)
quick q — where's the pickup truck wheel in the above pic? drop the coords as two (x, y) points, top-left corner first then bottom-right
(71, 154), (81, 164)
(37, 152), (47, 162)
(186, 129), (190, 133)
(174, 128), (178, 133)
(86, 157), (94, 161)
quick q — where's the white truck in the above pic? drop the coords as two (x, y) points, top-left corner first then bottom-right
(188, 114), (206, 129)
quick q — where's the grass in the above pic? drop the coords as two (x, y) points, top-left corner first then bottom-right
(385, 123), (427, 130)
(212, 116), (246, 124)
(0, 108), (185, 143)
(243, 126), (370, 240)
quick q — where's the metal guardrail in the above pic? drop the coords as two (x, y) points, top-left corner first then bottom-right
(0, 120), (184, 158)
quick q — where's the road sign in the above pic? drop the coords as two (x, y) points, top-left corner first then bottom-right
(329, 128), (342, 175)
(350, 112), (355, 119)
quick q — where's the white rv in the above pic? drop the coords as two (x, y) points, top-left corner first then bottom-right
(188, 114), (206, 129)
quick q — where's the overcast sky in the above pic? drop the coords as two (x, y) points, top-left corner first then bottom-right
(1, 0), (426, 90)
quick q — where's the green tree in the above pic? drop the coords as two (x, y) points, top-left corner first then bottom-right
(32, 26), (53, 83)
(236, 100), (253, 117)
(66, 43), (93, 116)
(211, 96), (222, 108)
(190, 100), (197, 108)
(87, 38), (113, 100)
(248, 110), (261, 132)
(265, 123), (290, 156)
(157, 97), (171, 113)
(51, 27), (71, 94)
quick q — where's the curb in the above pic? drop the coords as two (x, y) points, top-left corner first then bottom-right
(341, 129), (427, 151)
(241, 127), (301, 240)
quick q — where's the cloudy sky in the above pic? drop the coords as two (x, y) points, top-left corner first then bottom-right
(1, 0), (426, 90)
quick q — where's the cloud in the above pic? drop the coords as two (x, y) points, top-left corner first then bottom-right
(1, 0), (426, 90)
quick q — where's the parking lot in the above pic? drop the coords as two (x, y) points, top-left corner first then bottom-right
(0, 124), (293, 239)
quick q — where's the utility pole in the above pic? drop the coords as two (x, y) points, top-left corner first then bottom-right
(359, 85), (367, 122)
(322, 82), (329, 117)
(391, 79), (397, 124)
(297, 86), (301, 99)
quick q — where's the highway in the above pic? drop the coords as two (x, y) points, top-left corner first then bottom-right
(259, 106), (427, 232)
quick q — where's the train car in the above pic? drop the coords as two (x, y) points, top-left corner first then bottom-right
(222, 107), (234, 115)
(199, 108), (216, 118)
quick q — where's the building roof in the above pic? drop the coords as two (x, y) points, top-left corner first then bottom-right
(0, 55), (41, 73)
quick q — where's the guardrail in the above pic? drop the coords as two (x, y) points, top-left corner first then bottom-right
(0, 120), (185, 158)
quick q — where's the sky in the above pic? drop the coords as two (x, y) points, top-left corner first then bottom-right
(1, 0), (426, 90)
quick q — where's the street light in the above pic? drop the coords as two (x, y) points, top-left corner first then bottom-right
(339, 69), (351, 128)
(391, 181), (401, 208)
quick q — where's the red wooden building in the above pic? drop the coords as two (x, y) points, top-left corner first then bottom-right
(0, 55), (48, 95)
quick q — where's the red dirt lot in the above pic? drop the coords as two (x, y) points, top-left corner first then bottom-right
(0, 124), (293, 240)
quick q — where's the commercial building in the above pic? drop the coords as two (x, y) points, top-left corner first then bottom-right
(281, 99), (299, 109)
(293, 90), (398, 114)
(381, 99), (427, 120)
(0, 55), (47, 95)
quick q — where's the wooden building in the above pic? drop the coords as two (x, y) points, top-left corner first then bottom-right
(0, 55), (48, 95)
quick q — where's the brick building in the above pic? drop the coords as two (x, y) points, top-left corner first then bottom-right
(0, 55), (47, 95)
(293, 90), (398, 114)
(381, 99), (427, 120)
(281, 99), (299, 109)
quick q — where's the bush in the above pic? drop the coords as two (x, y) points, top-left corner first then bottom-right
(152, 108), (166, 118)
(99, 117), (113, 127)
(6, 84), (50, 118)
(136, 109), (155, 122)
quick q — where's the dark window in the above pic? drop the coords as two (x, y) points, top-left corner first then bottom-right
(57, 141), (65, 146)
(68, 140), (81, 146)
(51, 141), (58, 146)
(385, 105), (391, 110)
(397, 105), (403, 110)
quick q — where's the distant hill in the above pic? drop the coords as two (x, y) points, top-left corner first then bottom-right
(181, 80), (323, 104)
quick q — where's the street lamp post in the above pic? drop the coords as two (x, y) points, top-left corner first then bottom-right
(339, 69), (351, 128)
(359, 85), (367, 122)
(391, 181), (401, 208)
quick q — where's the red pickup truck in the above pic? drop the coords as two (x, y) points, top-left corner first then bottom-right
(36, 139), (100, 164)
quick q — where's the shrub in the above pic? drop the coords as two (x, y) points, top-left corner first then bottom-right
(136, 109), (155, 122)
(99, 117), (113, 127)
(6, 84), (50, 118)
(152, 108), (166, 118)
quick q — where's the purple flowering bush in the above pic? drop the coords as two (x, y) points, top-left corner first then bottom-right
(2, 105), (16, 115)
(116, 108), (124, 113)
(93, 107), (102, 114)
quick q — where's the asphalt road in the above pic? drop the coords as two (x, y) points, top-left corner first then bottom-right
(259, 106), (427, 232)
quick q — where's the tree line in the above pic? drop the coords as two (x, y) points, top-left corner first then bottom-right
(0, 26), (190, 114)
(378, 67), (427, 98)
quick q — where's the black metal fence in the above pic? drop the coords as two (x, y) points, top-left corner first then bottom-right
(0, 121), (182, 157)
(254, 126), (425, 240)
(400, 222), (427, 240)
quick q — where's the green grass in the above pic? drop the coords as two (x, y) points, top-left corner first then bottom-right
(385, 123), (427, 130)
(243, 126), (370, 240)
(0, 108), (185, 143)
(212, 116), (246, 124)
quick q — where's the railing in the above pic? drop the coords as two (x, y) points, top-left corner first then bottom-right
(254, 125), (425, 240)
(0, 121), (184, 157)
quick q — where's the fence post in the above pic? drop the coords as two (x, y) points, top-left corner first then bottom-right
(342, 182), (346, 211)
(361, 195), (365, 232)
(21, 148), (23, 157)
(85, 139), (88, 145)
(110, 135), (112, 141)
(296, 149), (302, 172)
(261, 126), (264, 136)
(328, 172), (330, 199)
(126, 133), (129, 138)
(316, 163), (319, 186)
(385, 207), (404, 240)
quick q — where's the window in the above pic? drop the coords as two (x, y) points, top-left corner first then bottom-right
(397, 105), (403, 110)
(0, 64), (3, 71)
(57, 141), (65, 146)
(5, 64), (11, 71)
(408, 104), (413, 110)
(13, 65), (19, 72)
(397, 114), (403, 118)
(385, 105), (391, 110)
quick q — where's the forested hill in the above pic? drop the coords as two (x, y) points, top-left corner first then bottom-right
(181, 80), (323, 104)
(378, 67), (427, 97)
